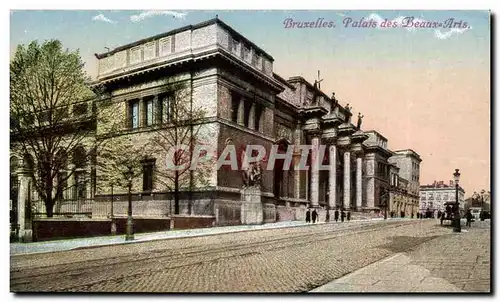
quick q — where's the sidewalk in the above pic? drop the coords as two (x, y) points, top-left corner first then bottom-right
(11, 218), (394, 256)
(310, 253), (463, 292)
(311, 220), (490, 293)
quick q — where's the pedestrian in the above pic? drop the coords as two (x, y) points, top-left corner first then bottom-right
(417, 212), (420, 219)
(341, 210), (345, 222)
(347, 211), (351, 221)
(312, 209), (318, 223)
(466, 209), (473, 227)
(334, 209), (339, 222)
(306, 209), (311, 223)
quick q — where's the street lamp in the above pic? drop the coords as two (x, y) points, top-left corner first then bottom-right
(453, 169), (461, 233)
(480, 189), (486, 221)
(325, 189), (330, 222)
(125, 165), (134, 241)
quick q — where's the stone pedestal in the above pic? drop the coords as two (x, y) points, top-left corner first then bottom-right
(17, 168), (33, 242)
(240, 186), (263, 225)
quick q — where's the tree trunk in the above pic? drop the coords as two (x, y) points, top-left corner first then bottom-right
(174, 171), (180, 215)
(44, 187), (55, 218)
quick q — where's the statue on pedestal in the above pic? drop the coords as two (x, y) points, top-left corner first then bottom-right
(345, 103), (352, 122)
(331, 92), (338, 112)
(242, 162), (262, 188)
(357, 112), (364, 129)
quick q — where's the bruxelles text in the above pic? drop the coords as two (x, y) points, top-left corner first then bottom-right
(165, 144), (335, 171)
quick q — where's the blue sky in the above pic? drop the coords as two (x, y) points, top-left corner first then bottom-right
(10, 10), (490, 79)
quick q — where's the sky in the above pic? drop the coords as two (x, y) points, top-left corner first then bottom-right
(9, 10), (491, 197)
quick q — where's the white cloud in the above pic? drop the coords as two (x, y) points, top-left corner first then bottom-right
(130, 10), (187, 23)
(434, 27), (470, 40)
(92, 13), (116, 24)
(336, 12), (346, 17)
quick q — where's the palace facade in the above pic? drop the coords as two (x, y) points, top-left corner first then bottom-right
(10, 18), (422, 240)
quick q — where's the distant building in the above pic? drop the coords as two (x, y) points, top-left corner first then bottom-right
(420, 180), (465, 215)
(388, 149), (422, 217)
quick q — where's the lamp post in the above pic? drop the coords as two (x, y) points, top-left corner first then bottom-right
(453, 169), (461, 233)
(125, 165), (134, 241)
(480, 189), (485, 221)
(325, 189), (330, 222)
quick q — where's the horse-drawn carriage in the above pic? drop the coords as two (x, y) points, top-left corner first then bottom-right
(440, 202), (457, 225)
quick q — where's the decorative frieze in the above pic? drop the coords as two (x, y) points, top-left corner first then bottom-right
(143, 42), (156, 61)
(129, 46), (142, 65)
(114, 51), (127, 69)
(175, 31), (191, 52)
(275, 123), (293, 142)
(159, 37), (173, 56)
(99, 56), (114, 74)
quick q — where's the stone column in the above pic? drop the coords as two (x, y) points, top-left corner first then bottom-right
(356, 155), (363, 210)
(343, 150), (351, 210)
(258, 107), (265, 132)
(237, 98), (245, 126)
(248, 103), (255, 130)
(16, 166), (30, 242)
(310, 135), (320, 208)
(293, 124), (302, 199)
(328, 145), (337, 210)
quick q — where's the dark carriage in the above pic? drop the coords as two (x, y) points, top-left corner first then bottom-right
(440, 202), (457, 225)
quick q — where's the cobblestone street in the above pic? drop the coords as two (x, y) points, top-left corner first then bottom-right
(10, 219), (490, 293)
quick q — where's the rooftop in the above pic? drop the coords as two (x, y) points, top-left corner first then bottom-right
(94, 17), (274, 62)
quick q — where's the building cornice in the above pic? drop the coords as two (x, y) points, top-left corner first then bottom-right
(95, 18), (275, 62)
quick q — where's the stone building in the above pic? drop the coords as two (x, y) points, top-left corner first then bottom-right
(388, 149), (422, 217)
(10, 18), (423, 239)
(420, 180), (465, 216)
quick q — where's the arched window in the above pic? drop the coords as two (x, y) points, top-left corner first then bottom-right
(23, 154), (34, 172)
(10, 156), (19, 173)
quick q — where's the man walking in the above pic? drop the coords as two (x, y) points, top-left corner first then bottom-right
(306, 209), (311, 223)
(312, 209), (318, 223)
(334, 209), (339, 222)
(466, 209), (473, 227)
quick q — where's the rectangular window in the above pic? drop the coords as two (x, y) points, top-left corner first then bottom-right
(146, 98), (154, 126)
(73, 103), (88, 116)
(158, 94), (173, 124)
(142, 160), (155, 192)
(129, 100), (139, 129)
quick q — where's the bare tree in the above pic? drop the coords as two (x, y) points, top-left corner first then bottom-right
(10, 39), (119, 217)
(147, 81), (214, 215)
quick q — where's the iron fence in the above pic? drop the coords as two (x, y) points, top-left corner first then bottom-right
(31, 198), (93, 219)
